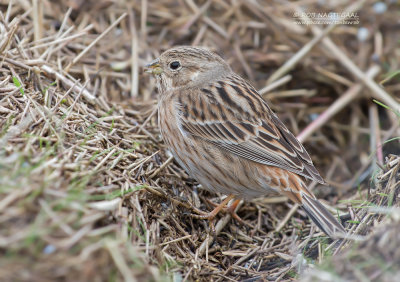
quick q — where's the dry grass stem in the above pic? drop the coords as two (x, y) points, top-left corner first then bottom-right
(1, 1), (399, 281)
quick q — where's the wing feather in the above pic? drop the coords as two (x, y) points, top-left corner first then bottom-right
(177, 75), (325, 184)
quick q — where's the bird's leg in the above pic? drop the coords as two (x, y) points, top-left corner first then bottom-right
(192, 196), (245, 225)
(226, 199), (245, 224)
(191, 194), (235, 221)
(191, 195), (236, 235)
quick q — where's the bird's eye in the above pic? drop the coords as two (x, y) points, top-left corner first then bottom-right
(169, 61), (181, 70)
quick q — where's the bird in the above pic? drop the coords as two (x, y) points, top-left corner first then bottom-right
(145, 46), (346, 238)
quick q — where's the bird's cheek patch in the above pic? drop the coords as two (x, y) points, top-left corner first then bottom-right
(190, 71), (199, 80)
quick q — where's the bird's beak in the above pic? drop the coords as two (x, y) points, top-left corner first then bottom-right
(144, 58), (163, 75)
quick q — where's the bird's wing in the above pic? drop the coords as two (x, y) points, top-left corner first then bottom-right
(177, 75), (325, 184)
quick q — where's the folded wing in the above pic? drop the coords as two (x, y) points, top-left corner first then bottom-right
(177, 75), (325, 184)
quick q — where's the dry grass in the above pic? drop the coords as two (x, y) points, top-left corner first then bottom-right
(302, 154), (400, 281)
(0, 0), (399, 281)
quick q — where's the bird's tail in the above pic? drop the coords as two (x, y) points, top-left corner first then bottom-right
(281, 175), (346, 239)
(301, 192), (346, 239)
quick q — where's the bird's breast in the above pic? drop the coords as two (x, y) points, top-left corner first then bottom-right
(158, 95), (194, 170)
(158, 97), (180, 144)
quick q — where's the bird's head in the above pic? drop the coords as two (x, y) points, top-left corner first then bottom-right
(145, 46), (231, 92)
